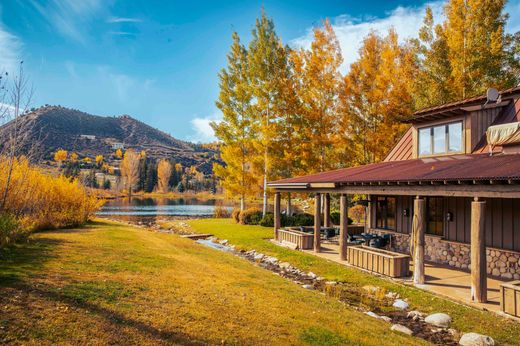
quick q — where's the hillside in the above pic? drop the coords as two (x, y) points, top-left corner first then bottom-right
(0, 106), (219, 173)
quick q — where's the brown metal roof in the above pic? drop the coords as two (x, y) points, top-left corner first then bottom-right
(269, 153), (520, 186)
(407, 86), (520, 123)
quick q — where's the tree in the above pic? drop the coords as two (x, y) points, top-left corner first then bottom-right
(70, 152), (78, 162)
(157, 159), (172, 193)
(95, 155), (104, 167)
(54, 149), (68, 166)
(144, 160), (157, 193)
(120, 149), (140, 197)
(291, 19), (343, 173)
(248, 10), (291, 216)
(212, 31), (259, 211)
(115, 148), (123, 159)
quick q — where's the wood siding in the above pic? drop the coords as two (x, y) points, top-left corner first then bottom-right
(371, 195), (520, 252)
(384, 127), (413, 162)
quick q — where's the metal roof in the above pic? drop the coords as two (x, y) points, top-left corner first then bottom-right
(268, 153), (520, 187)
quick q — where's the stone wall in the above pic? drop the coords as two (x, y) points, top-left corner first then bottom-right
(368, 229), (520, 280)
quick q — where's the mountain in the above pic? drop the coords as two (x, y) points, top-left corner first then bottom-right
(0, 105), (220, 174)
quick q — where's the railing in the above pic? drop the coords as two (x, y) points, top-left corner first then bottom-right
(500, 280), (520, 317)
(347, 245), (410, 278)
(277, 228), (314, 250)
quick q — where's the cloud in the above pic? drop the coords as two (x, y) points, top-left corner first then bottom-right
(189, 114), (221, 143)
(27, 0), (108, 44)
(0, 22), (22, 74)
(107, 17), (142, 24)
(290, 1), (445, 73)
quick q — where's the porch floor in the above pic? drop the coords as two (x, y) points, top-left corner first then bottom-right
(302, 242), (507, 313)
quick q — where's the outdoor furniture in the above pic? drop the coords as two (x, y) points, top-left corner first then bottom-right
(500, 280), (520, 317)
(278, 228), (314, 250)
(347, 245), (411, 278)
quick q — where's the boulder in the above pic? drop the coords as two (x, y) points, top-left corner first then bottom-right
(393, 299), (409, 310)
(380, 316), (392, 323)
(253, 253), (265, 261)
(458, 333), (495, 346)
(425, 313), (452, 328)
(365, 311), (380, 319)
(390, 324), (413, 336)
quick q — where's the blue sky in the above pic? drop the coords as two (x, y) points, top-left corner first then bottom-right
(1, 0), (519, 142)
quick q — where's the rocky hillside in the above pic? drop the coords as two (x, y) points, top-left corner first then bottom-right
(0, 106), (219, 173)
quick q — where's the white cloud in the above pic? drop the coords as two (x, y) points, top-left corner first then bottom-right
(189, 114), (221, 143)
(107, 17), (142, 24)
(0, 22), (22, 74)
(290, 1), (445, 73)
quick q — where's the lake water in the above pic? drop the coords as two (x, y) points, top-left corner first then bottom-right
(97, 197), (233, 223)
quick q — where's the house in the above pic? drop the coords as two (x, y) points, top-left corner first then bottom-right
(112, 142), (125, 150)
(268, 86), (520, 306)
(80, 134), (96, 140)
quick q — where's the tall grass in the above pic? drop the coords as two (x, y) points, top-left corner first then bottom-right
(0, 156), (102, 246)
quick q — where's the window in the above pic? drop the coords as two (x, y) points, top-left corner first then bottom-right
(418, 121), (463, 156)
(375, 196), (396, 230)
(426, 197), (444, 236)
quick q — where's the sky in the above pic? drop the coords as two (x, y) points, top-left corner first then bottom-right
(1, 0), (519, 142)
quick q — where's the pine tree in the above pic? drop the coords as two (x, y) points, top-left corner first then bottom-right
(212, 32), (259, 211)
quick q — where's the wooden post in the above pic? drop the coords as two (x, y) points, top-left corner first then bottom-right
(324, 193), (331, 227)
(413, 196), (425, 285)
(274, 192), (281, 241)
(339, 194), (348, 261)
(366, 194), (372, 231)
(314, 193), (321, 253)
(471, 198), (487, 303)
(286, 193), (292, 216)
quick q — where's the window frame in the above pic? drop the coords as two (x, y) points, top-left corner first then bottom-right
(417, 120), (464, 157)
(425, 197), (445, 237)
(375, 196), (396, 231)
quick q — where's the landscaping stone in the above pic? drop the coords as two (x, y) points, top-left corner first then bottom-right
(390, 324), (413, 336)
(253, 253), (264, 261)
(365, 311), (380, 319)
(325, 281), (337, 285)
(392, 299), (409, 310)
(278, 262), (291, 269)
(219, 239), (228, 245)
(380, 316), (392, 323)
(302, 284), (313, 290)
(307, 272), (317, 279)
(425, 313), (452, 328)
(458, 332), (495, 346)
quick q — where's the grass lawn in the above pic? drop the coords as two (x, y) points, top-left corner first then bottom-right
(1, 219), (428, 345)
(183, 218), (520, 345)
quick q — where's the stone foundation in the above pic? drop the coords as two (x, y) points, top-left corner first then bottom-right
(368, 229), (520, 280)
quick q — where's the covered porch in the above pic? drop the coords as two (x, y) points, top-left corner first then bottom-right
(268, 154), (520, 312)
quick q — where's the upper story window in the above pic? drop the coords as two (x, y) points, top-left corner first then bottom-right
(418, 121), (463, 156)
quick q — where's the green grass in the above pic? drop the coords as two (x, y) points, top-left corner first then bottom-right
(0, 219), (428, 345)
(184, 218), (520, 345)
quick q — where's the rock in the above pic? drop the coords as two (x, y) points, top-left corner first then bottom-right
(407, 310), (424, 321)
(219, 239), (228, 245)
(365, 311), (380, 319)
(392, 299), (409, 310)
(279, 262), (291, 269)
(458, 332), (495, 346)
(363, 285), (379, 294)
(385, 291), (399, 299)
(425, 313), (452, 328)
(325, 281), (337, 285)
(307, 272), (317, 279)
(253, 253), (265, 261)
(380, 316), (392, 323)
(302, 284), (314, 290)
(390, 324), (413, 336)
(263, 256), (278, 264)
(316, 277), (325, 281)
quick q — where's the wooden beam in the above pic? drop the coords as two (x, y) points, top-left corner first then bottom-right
(324, 193), (331, 227)
(413, 197), (426, 285)
(339, 194), (348, 261)
(471, 198), (487, 303)
(274, 192), (281, 241)
(314, 193), (321, 253)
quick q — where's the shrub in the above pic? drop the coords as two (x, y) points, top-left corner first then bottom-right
(0, 156), (103, 245)
(259, 213), (274, 227)
(231, 208), (241, 223)
(330, 211), (353, 226)
(287, 213), (314, 227)
(239, 208), (263, 225)
(213, 205), (231, 218)
(0, 213), (22, 247)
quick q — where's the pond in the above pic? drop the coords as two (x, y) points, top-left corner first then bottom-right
(97, 197), (234, 224)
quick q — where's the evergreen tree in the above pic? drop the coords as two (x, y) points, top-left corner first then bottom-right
(144, 160), (158, 193)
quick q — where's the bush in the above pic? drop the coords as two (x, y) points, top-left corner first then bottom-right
(259, 213), (274, 227)
(286, 213), (314, 227)
(213, 205), (231, 218)
(239, 208), (263, 225)
(0, 213), (23, 247)
(231, 208), (241, 223)
(330, 211), (353, 226)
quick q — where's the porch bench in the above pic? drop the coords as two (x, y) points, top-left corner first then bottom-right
(347, 245), (411, 278)
(500, 280), (520, 318)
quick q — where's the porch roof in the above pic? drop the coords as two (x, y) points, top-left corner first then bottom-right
(268, 153), (520, 189)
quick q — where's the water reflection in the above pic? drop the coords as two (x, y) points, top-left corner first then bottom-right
(98, 197), (233, 223)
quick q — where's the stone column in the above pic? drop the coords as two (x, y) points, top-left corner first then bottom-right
(413, 196), (425, 285)
(314, 193), (321, 253)
(471, 198), (487, 303)
(324, 193), (331, 227)
(274, 192), (281, 241)
(339, 194), (348, 261)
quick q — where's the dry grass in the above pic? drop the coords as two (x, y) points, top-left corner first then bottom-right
(0, 219), (425, 345)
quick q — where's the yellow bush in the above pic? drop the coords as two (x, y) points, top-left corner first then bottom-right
(0, 156), (103, 239)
